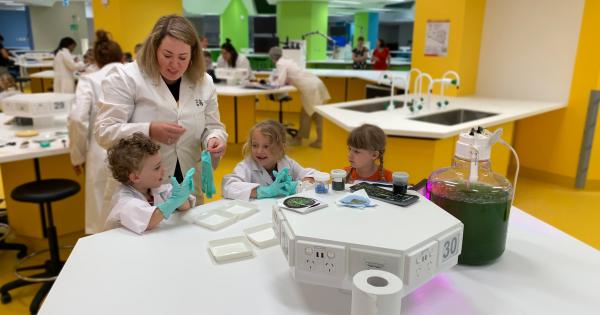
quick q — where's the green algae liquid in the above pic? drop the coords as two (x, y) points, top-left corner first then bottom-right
(429, 182), (511, 265)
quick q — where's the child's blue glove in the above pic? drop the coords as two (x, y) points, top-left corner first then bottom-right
(158, 168), (195, 219)
(257, 181), (289, 199)
(201, 150), (216, 198)
(273, 168), (292, 184)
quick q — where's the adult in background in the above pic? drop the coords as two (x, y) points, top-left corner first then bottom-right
(95, 15), (228, 199)
(216, 38), (252, 80)
(68, 30), (123, 234)
(371, 38), (390, 71)
(352, 36), (369, 70)
(268, 46), (330, 148)
(53, 37), (85, 93)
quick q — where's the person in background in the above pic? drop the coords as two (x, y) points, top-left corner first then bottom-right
(81, 48), (99, 74)
(199, 35), (213, 70)
(123, 52), (133, 63)
(105, 133), (196, 234)
(344, 124), (393, 183)
(68, 30), (124, 234)
(352, 36), (369, 70)
(216, 38), (252, 79)
(371, 38), (390, 71)
(95, 14), (228, 200)
(222, 120), (318, 201)
(268, 46), (330, 148)
(0, 34), (14, 68)
(134, 43), (143, 58)
(53, 37), (85, 93)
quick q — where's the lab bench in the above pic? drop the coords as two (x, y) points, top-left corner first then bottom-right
(37, 198), (600, 315)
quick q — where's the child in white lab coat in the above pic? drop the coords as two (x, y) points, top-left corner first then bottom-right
(222, 120), (319, 201)
(105, 133), (196, 234)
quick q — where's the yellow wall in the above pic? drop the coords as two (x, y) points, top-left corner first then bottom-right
(91, 0), (183, 56)
(514, 0), (600, 185)
(412, 0), (485, 96)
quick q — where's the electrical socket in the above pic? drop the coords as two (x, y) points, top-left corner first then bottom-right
(406, 241), (438, 287)
(295, 240), (345, 278)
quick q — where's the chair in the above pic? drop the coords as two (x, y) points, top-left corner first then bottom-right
(268, 94), (298, 137)
(0, 179), (80, 315)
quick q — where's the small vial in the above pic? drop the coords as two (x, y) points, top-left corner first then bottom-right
(330, 169), (347, 191)
(392, 172), (409, 195)
(314, 173), (330, 194)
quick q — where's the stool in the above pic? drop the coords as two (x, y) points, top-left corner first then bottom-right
(0, 201), (28, 258)
(268, 94), (298, 137)
(0, 179), (80, 315)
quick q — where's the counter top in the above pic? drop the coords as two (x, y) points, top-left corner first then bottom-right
(315, 95), (565, 139)
(308, 58), (411, 66)
(215, 84), (297, 97)
(38, 199), (600, 315)
(29, 70), (55, 79)
(255, 69), (409, 86)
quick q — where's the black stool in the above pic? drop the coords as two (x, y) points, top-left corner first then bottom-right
(268, 94), (298, 137)
(0, 179), (80, 315)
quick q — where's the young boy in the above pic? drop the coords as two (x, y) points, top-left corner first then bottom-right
(105, 133), (196, 234)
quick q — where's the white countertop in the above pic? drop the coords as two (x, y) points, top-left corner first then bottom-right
(215, 84), (297, 97)
(29, 70), (55, 79)
(16, 61), (53, 68)
(315, 95), (566, 139)
(0, 113), (69, 164)
(38, 198), (600, 315)
(308, 58), (411, 66)
(256, 69), (409, 86)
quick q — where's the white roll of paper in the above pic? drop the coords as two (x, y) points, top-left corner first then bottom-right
(351, 270), (403, 315)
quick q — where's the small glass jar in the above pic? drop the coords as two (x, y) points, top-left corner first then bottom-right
(314, 173), (331, 194)
(392, 172), (409, 195)
(330, 169), (347, 191)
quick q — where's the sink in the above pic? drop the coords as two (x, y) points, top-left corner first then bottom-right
(342, 100), (404, 113)
(410, 109), (497, 126)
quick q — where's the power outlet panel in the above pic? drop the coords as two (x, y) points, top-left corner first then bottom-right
(280, 221), (295, 266)
(295, 240), (346, 279)
(348, 247), (403, 281)
(406, 241), (438, 287)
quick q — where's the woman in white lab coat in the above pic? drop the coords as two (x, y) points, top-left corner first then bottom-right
(53, 37), (85, 93)
(95, 15), (228, 198)
(268, 46), (330, 148)
(68, 30), (123, 234)
(216, 38), (252, 80)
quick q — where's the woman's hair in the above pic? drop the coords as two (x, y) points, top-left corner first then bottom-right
(377, 38), (385, 48)
(138, 15), (205, 84)
(93, 30), (123, 68)
(53, 37), (76, 55)
(268, 46), (282, 62)
(346, 124), (387, 181)
(357, 36), (365, 42)
(107, 133), (161, 184)
(220, 38), (239, 67)
(242, 120), (287, 160)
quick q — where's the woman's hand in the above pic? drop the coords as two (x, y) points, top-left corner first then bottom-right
(206, 137), (226, 168)
(73, 164), (85, 176)
(149, 122), (186, 145)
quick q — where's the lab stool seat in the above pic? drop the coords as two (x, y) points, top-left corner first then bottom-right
(0, 179), (80, 315)
(268, 94), (298, 137)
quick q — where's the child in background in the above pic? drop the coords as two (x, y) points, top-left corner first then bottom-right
(344, 124), (393, 183)
(105, 133), (196, 234)
(222, 120), (319, 201)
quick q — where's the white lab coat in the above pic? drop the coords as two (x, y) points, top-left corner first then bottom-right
(105, 183), (196, 234)
(95, 62), (228, 198)
(216, 53), (253, 80)
(53, 48), (84, 93)
(68, 62), (121, 234)
(222, 155), (319, 201)
(272, 58), (330, 116)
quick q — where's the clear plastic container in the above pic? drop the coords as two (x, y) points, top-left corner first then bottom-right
(314, 173), (330, 194)
(330, 169), (347, 191)
(428, 155), (512, 265)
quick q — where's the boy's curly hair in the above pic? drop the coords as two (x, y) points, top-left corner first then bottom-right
(107, 133), (160, 184)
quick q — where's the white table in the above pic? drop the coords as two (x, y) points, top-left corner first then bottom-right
(38, 199), (600, 315)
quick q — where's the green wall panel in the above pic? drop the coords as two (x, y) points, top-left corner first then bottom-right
(277, 1), (328, 61)
(220, 0), (249, 49)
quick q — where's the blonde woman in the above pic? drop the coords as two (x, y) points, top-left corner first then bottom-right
(95, 15), (227, 199)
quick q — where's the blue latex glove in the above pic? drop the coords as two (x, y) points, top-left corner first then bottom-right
(201, 150), (216, 198)
(257, 181), (289, 199)
(273, 168), (292, 184)
(158, 168), (195, 219)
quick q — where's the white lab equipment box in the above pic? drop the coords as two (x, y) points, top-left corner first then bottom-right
(273, 190), (463, 296)
(1, 93), (74, 128)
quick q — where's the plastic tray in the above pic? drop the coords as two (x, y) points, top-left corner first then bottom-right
(208, 236), (254, 263)
(192, 209), (236, 230)
(219, 201), (259, 220)
(244, 223), (278, 248)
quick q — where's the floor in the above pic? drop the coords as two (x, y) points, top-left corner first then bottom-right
(0, 110), (599, 314)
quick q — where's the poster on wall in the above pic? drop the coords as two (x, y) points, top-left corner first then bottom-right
(425, 20), (450, 57)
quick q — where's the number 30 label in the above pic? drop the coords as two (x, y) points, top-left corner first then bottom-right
(439, 230), (462, 264)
